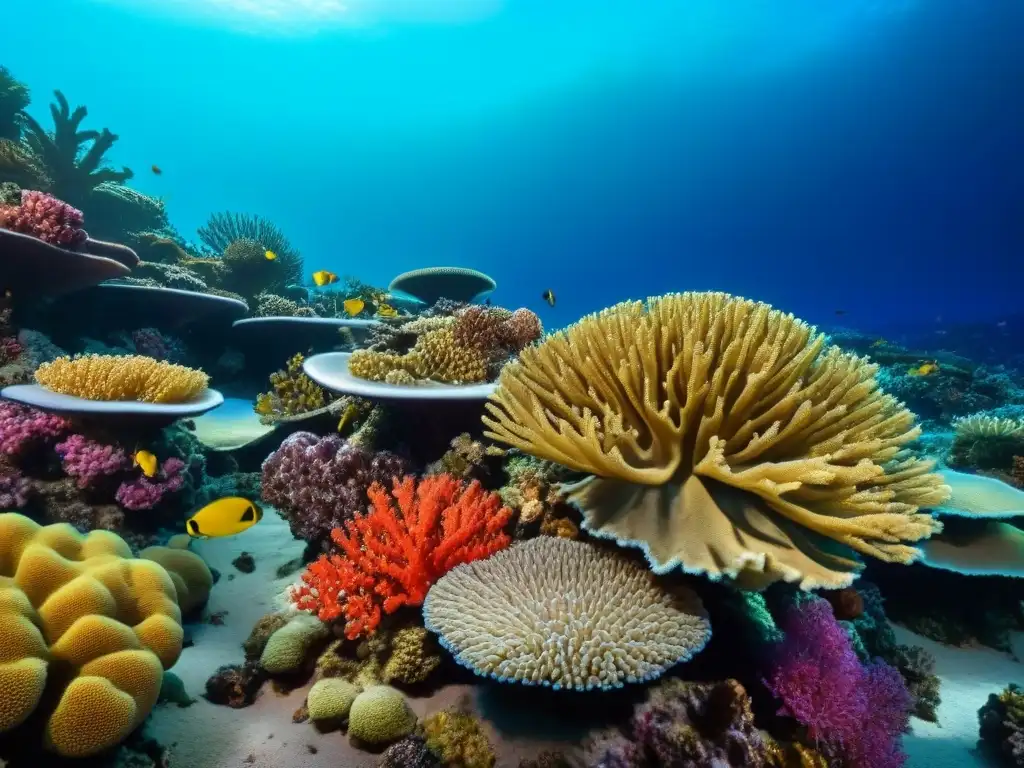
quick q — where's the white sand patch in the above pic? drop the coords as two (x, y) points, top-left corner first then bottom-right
(900, 624), (1024, 768)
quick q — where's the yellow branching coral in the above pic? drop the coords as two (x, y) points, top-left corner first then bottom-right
(255, 353), (326, 420)
(35, 355), (209, 404)
(482, 292), (949, 589)
(349, 326), (489, 385)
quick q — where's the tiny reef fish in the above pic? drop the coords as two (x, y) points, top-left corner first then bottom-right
(541, 289), (556, 307)
(343, 298), (365, 316)
(337, 401), (359, 432)
(871, 339), (887, 348)
(186, 497), (263, 538)
(151, 165), (162, 175)
(312, 270), (339, 287)
(908, 361), (940, 377)
(265, 250), (277, 261)
(133, 450), (158, 478)
(376, 303), (399, 318)
(834, 309), (846, 316)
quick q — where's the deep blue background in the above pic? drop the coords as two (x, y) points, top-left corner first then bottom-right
(3, 0), (1022, 333)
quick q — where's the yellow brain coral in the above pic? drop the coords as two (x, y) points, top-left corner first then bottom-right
(0, 513), (202, 757)
(423, 536), (711, 691)
(482, 291), (949, 590)
(35, 355), (209, 403)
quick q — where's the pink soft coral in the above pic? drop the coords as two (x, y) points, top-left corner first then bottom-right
(0, 403), (70, 455)
(765, 598), (912, 768)
(115, 457), (185, 510)
(54, 434), (129, 489)
(0, 190), (88, 247)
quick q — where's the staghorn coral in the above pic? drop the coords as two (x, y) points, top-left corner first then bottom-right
(20, 91), (132, 206)
(0, 189), (88, 247)
(425, 537), (710, 690)
(0, 513), (204, 757)
(254, 353), (327, 420)
(766, 598), (912, 768)
(35, 354), (208, 403)
(420, 709), (496, 768)
(586, 678), (768, 767)
(291, 474), (512, 639)
(260, 432), (410, 552)
(483, 291), (948, 590)
(979, 684), (1024, 766)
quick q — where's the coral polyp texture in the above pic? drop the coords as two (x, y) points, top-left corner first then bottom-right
(0, 513), (207, 757)
(291, 474), (513, 639)
(0, 189), (87, 247)
(35, 354), (209, 403)
(482, 291), (949, 590)
(423, 536), (711, 691)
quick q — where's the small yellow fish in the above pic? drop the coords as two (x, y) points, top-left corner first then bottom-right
(871, 339), (887, 348)
(186, 497), (263, 538)
(312, 270), (339, 287)
(337, 401), (359, 433)
(376, 303), (399, 318)
(908, 361), (940, 377)
(133, 450), (158, 478)
(343, 298), (365, 316)
(265, 250), (277, 261)
(541, 288), (556, 307)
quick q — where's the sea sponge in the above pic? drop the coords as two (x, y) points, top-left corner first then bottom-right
(423, 536), (711, 690)
(260, 614), (329, 674)
(0, 513), (190, 757)
(421, 710), (496, 768)
(35, 354), (209, 403)
(138, 544), (213, 614)
(347, 685), (416, 745)
(306, 678), (361, 724)
(483, 291), (948, 590)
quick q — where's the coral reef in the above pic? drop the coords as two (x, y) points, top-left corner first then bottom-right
(260, 614), (329, 675)
(260, 432), (410, 552)
(35, 354), (209, 403)
(765, 598), (912, 768)
(979, 684), (1024, 767)
(291, 474), (512, 639)
(114, 457), (186, 510)
(424, 536), (710, 690)
(426, 432), (505, 483)
(0, 189), (87, 247)
(484, 291), (948, 590)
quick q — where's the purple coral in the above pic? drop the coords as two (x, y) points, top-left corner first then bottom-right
(765, 598), (912, 768)
(115, 457), (186, 510)
(0, 190), (88, 247)
(0, 403), (69, 455)
(0, 467), (31, 508)
(261, 432), (409, 550)
(131, 327), (181, 361)
(55, 434), (129, 489)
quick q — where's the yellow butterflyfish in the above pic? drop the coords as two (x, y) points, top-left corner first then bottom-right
(343, 298), (365, 316)
(186, 497), (263, 538)
(376, 303), (399, 318)
(908, 361), (940, 377)
(265, 250), (277, 261)
(133, 450), (158, 478)
(312, 270), (339, 287)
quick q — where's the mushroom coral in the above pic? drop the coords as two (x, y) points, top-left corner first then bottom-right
(482, 292), (948, 590)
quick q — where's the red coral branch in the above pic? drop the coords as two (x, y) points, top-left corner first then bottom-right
(291, 474), (512, 639)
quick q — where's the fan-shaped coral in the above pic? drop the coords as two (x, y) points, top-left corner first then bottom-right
(423, 536), (711, 691)
(35, 354), (209, 403)
(483, 292), (948, 590)
(0, 513), (205, 757)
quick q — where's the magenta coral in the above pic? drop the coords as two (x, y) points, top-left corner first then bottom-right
(54, 434), (129, 489)
(0, 402), (69, 455)
(0, 467), (31, 508)
(261, 432), (409, 552)
(115, 457), (185, 510)
(0, 190), (88, 247)
(765, 598), (912, 768)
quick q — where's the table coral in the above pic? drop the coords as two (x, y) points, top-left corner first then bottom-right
(35, 354), (209, 403)
(291, 474), (512, 639)
(260, 432), (409, 552)
(0, 513), (203, 757)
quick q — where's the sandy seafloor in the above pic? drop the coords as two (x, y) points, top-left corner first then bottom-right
(146, 505), (1024, 768)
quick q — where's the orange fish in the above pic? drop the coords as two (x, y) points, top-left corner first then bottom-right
(151, 165), (162, 175)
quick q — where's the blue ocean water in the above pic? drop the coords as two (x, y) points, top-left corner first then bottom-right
(4, 0), (1022, 333)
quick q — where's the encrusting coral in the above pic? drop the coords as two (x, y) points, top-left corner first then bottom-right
(483, 291), (949, 590)
(424, 536), (710, 690)
(291, 474), (512, 639)
(0, 513), (208, 757)
(35, 354), (209, 403)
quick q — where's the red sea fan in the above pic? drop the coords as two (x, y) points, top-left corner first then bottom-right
(291, 474), (513, 639)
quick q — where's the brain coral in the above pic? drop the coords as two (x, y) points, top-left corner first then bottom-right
(423, 536), (711, 691)
(35, 354), (209, 403)
(483, 291), (949, 590)
(0, 513), (200, 756)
